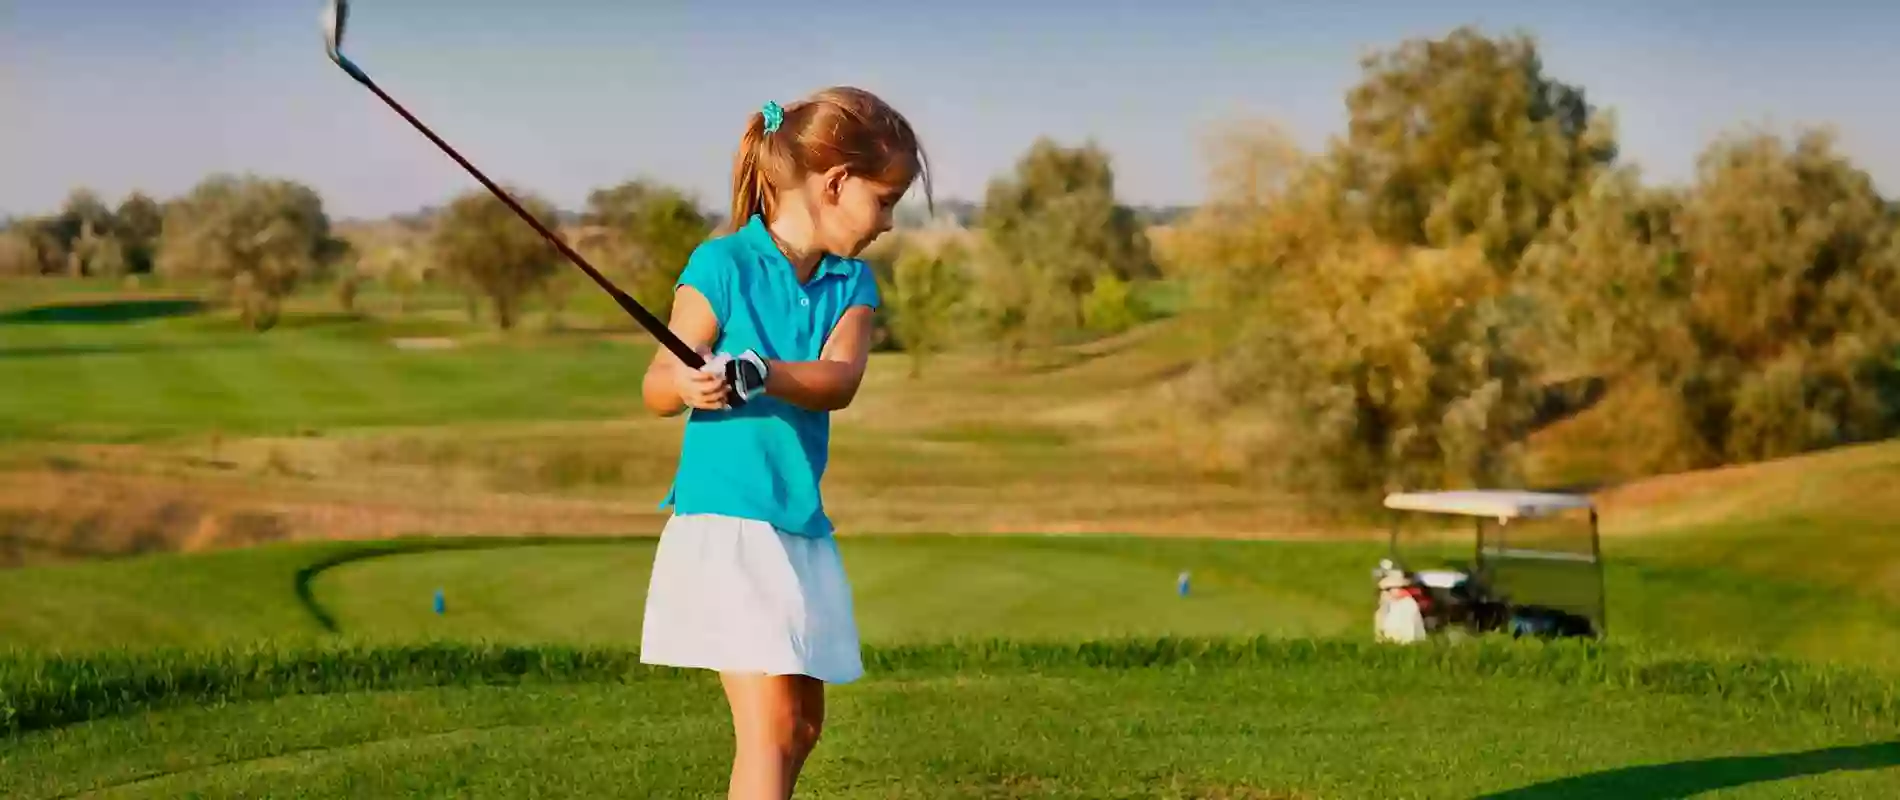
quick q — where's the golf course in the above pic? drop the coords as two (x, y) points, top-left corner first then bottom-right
(10, 4), (1900, 795)
(4, 278), (1900, 798)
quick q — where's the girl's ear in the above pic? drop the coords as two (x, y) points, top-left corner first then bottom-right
(821, 165), (848, 204)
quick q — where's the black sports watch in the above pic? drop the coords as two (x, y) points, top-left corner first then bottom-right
(724, 350), (769, 407)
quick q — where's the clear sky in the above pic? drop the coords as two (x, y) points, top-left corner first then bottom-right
(5, 0), (1896, 220)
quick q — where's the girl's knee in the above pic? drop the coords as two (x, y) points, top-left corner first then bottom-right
(792, 713), (823, 753)
(726, 673), (826, 759)
(735, 705), (823, 756)
(747, 711), (821, 754)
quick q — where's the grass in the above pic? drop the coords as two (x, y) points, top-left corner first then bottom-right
(0, 305), (656, 443)
(5, 640), (1900, 798)
(0, 282), (1291, 550)
(11, 528), (1900, 671)
(8, 279), (1900, 796)
(312, 537), (1369, 647)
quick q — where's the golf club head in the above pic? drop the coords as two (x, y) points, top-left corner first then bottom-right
(321, 0), (349, 62)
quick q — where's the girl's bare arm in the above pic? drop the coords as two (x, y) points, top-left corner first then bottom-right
(763, 306), (875, 412)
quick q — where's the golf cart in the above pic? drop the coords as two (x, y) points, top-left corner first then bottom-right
(1372, 490), (1605, 644)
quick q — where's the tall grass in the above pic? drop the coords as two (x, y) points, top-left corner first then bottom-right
(7, 636), (1899, 738)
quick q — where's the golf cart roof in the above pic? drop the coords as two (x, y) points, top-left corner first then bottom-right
(1383, 490), (1594, 520)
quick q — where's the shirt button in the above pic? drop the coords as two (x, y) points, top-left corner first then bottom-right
(799, 297), (809, 307)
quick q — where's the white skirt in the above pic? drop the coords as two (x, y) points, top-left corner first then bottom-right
(640, 513), (864, 684)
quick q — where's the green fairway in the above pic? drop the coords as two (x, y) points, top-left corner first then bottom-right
(0, 299), (655, 442)
(4, 643), (1898, 799)
(13, 529), (1900, 669)
(312, 537), (1372, 647)
(304, 532), (1900, 670)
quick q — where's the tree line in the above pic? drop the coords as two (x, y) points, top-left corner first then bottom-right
(0, 173), (719, 333)
(5, 25), (1897, 499)
(1167, 26), (1900, 499)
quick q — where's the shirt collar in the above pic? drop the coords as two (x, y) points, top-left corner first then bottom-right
(738, 214), (851, 280)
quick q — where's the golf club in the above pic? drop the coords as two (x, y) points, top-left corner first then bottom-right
(320, 0), (719, 378)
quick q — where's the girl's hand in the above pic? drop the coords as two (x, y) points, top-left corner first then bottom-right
(673, 351), (730, 410)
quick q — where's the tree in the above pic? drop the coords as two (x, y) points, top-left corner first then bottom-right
(0, 229), (37, 276)
(977, 139), (1156, 346)
(1543, 128), (1900, 467)
(1080, 273), (1139, 335)
(1520, 165), (1689, 378)
(154, 174), (340, 330)
(115, 191), (164, 274)
(577, 179), (713, 320)
(1204, 234), (1541, 500)
(1168, 120), (1344, 354)
(431, 186), (563, 330)
(1331, 26), (1617, 272)
(886, 239), (972, 377)
(52, 190), (114, 252)
(1165, 28), (1617, 501)
(70, 222), (128, 278)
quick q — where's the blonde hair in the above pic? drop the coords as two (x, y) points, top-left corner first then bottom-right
(726, 86), (931, 233)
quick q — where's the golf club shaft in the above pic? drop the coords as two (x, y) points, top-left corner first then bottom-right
(342, 68), (704, 368)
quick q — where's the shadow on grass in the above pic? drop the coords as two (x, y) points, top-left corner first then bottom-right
(1478, 741), (1900, 799)
(0, 298), (206, 325)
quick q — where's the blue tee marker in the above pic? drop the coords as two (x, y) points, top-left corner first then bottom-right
(434, 588), (445, 615)
(1177, 571), (1191, 597)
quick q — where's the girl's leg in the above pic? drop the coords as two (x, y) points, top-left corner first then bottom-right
(720, 671), (827, 800)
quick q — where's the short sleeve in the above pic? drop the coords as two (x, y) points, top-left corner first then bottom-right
(846, 261), (881, 311)
(674, 242), (733, 324)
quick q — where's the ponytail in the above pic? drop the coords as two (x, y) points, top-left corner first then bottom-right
(726, 112), (767, 234)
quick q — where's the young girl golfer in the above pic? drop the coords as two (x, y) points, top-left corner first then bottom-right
(639, 86), (928, 799)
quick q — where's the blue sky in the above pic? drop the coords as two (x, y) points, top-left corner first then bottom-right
(5, 0), (1897, 220)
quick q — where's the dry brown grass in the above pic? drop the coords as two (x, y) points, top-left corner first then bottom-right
(0, 315), (1368, 563)
(6, 297), (1894, 565)
(1590, 439), (1900, 535)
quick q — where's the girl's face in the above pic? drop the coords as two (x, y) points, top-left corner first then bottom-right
(812, 168), (909, 258)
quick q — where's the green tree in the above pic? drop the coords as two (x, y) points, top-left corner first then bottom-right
(432, 186), (563, 330)
(855, 234), (906, 351)
(887, 239), (972, 377)
(115, 191), (164, 274)
(154, 174), (340, 330)
(978, 139), (1156, 345)
(1080, 273), (1139, 335)
(1332, 26), (1617, 272)
(323, 238), (364, 314)
(52, 189), (115, 254)
(581, 179), (713, 319)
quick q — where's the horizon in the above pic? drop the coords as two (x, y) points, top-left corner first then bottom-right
(5, 0), (1898, 220)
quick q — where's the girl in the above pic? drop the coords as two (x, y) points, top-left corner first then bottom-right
(637, 85), (929, 799)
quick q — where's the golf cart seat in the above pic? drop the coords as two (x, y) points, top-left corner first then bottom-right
(1413, 569), (1467, 590)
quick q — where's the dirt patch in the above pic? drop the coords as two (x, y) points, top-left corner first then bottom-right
(389, 336), (457, 351)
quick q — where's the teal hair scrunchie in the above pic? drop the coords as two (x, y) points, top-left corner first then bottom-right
(761, 100), (784, 134)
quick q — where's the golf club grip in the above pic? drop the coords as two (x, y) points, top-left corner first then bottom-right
(353, 74), (705, 369)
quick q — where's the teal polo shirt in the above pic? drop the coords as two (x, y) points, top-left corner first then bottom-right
(658, 214), (881, 537)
